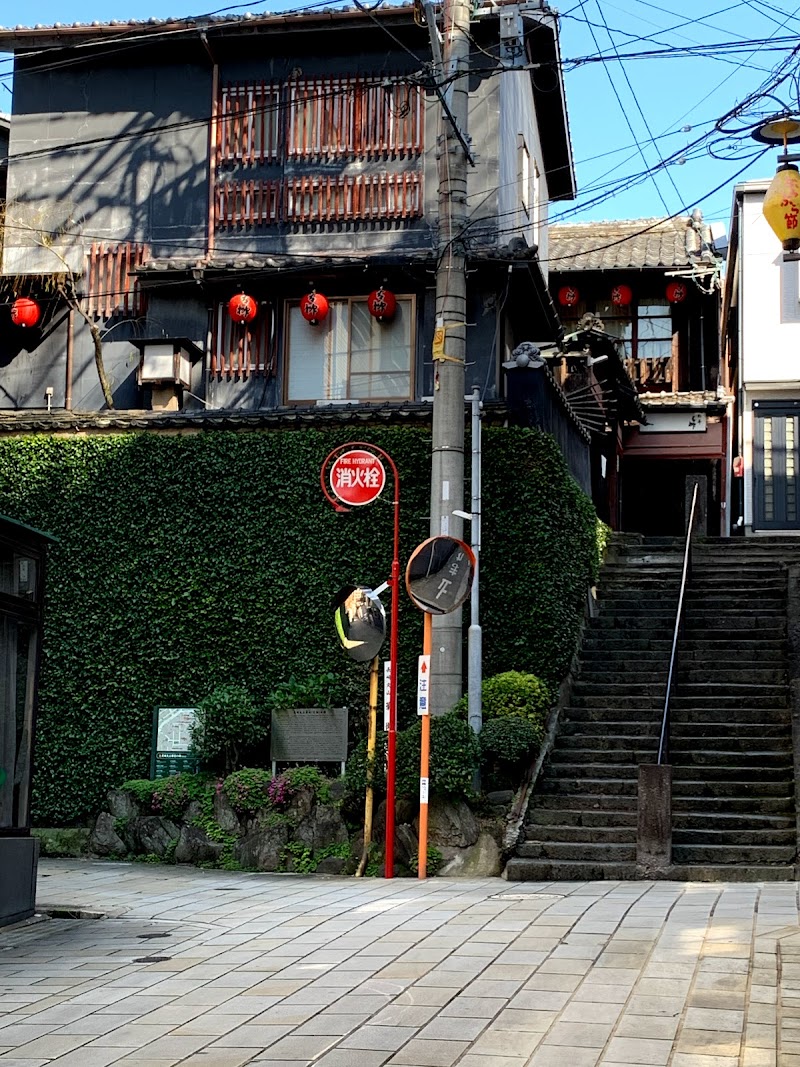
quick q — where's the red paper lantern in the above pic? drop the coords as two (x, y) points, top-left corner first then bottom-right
(611, 284), (632, 307)
(10, 297), (41, 328)
(300, 290), (329, 326)
(227, 293), (257, 323)
(558, 286), (580, 307)
(367, 287), (397, 322)
(666, 281), (687, 304)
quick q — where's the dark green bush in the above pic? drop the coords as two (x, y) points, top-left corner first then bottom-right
(191, 685), (267, 775)
(454, 671), (551, 723)
(482, 717), (546, 776)
(122, 773), (213, 820)
(269, 673), (339, 711)
(0, 427), (599, 824)
(222, 768), (274, 815)
(345, 712), (479, 803)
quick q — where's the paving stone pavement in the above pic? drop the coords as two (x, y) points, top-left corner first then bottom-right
(1, 862), (800, 1066)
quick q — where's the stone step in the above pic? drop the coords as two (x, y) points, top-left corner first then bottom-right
(678, 648), (787, 662)
(677, 669), (786, 684)
(573, 682), (788, 699)
(539, 777), (637, 796)
(549, 747), (657, 764)
(533, 793), (639, 812)
(546, 761), (641, 779)
(669, 694), (789, 710)
(526, 807), (639, 828)
(670, 778), (793, 797)
(671, 795), (794, 814)
(556, 734), (659, 750)
(524, 824), (637, 844)
(673, 827), (796, 846)
(505, 858), (639, 881)
(671, 723), (792, 740)
(671, 735), (792, 752)
(674, 811), (795, 831)
(517, 841), (637, 862)
(672, 843), (796, 865)
(671, 751), (793, 771)
(666, 864), (797, 882)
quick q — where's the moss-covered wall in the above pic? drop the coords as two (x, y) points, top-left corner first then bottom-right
(0, 425), (601, 825)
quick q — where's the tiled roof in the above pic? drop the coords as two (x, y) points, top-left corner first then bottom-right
(548, 217), (714, 272)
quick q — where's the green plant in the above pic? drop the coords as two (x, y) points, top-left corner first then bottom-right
(454, 671), (551, 724)
(0, 427), (597, 825)
(346, 712), (479, 802)
(190, 685), (267, 775)
(285, 766), (333, 804)
(151, 772), (209, 821)
(281, 840), (317, 874)
(121, 779), (159, 808)
(269, 672), (339, 711)
(222, 768), (274, 815)
(409, 846), (443, 876)
(479, 717), (543, 790)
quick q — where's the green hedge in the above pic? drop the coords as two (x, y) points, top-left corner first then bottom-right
(0, 426), (601, 825)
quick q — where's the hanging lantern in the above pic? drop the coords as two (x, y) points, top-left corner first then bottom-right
(611, 284), (632, 307)
(227, 293), (257, 323)
(666, 281), (687, 304)
(367, 286), (397, 323)
(763, 163), (800, 251)
(10, 297), (41, 328)
(558, 285), (580, 307)
(300, 289), (329, 326)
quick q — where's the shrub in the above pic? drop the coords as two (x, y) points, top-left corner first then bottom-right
(122, 773), (213, 820)
(269, 673), (339, 711)
(345, 712), (479, 803)
(479, 717), (543, 790)
(190, 685), (268, 775)
(454, 671), (551, 724)
(222, 768), (274, 815)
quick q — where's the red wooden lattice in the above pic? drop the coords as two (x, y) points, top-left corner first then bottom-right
(211, 301), (276, 377)
(215, 173), (422, 228)
(217, 76), (423, 166)
(216, 180), (282, 227)
(85, 242), (148, 318)
(218, 82), (283, 166)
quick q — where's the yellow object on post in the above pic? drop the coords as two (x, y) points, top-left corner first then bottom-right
(763, 164), (800, 251)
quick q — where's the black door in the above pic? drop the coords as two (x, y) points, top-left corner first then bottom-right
(753, 401), (800, 530)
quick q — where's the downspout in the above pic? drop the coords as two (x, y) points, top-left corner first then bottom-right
(64, 308), (74, 410)
(201, 31), (218, 260)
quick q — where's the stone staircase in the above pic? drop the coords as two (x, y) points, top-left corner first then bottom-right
(505, 535), (800, 882)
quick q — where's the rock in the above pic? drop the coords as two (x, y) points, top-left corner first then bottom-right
(315, 856), (346, 875)
(287, 785), (314, 821)
(438, 831), (502, 878)
(89, 812), (127, 857)
(311, 804), (348, 850)
(107, 789), (141, 821)
(327, 779), (346, 802)
(174, 824), (224, 865)
(234, 821), (289, 872)
(213, 793), (241, 835)
(486, 790), (514, 809)
(418, 797), (479, 849)
(395, 823), (418, 867)
(373, 796), (418, 845)
(136, 817), (179, 858)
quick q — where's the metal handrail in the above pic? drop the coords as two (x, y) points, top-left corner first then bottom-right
(657, 482), (699, 766)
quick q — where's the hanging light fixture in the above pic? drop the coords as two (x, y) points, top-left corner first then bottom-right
(300, 287), (329, 326)
(10, 297), (42, 328)
(610, 284), (632, 307)
(558, 285), (580, 307)
(367, 286), (397, 322)
(752, 116), (800, 254)
(227, 293), (257, 323)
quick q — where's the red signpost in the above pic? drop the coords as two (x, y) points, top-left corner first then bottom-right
(321, 442), (400, 879)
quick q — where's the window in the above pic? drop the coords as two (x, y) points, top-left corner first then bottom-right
(286, 297), (414, 403)
(566, 297), (673, 362)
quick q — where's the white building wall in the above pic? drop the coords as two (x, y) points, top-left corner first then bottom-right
(738, 185), (800, 531)
(498, 67), (545, 257)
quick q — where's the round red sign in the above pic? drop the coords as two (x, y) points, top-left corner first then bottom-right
(329, 450), (386, 507)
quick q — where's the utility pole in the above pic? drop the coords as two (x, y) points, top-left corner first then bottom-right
(425, 0), (473, 715)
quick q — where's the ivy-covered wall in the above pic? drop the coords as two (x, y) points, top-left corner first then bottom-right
(0, 425), (601, 825)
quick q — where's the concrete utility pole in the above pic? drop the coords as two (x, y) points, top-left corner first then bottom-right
(427, 0), (473, 715)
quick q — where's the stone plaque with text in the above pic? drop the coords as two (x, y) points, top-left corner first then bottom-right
(270, 708), (348, 766)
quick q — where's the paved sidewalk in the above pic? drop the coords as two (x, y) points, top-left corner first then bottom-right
(0, 862), (798, 1067)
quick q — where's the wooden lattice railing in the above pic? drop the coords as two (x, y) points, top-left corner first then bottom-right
(85, 242), (148, 318)
(211, 301), (276, 377)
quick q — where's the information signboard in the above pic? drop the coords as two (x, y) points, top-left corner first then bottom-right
(150, 707), (201, 779)
(270, 708), (348, 775)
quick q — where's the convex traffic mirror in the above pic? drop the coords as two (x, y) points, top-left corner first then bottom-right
(332, 585), (387, 662)
(405, 536), (476, 615)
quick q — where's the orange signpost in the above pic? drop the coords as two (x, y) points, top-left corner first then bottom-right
(405, 536), (476, 879)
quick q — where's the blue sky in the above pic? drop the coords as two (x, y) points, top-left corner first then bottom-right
(1, 0), (796, 232)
